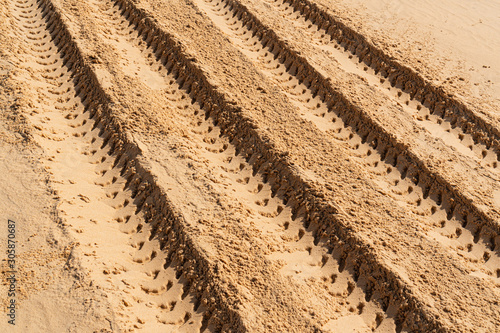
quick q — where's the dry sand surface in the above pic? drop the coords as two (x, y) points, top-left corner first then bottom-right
(0, 0), (499, 332)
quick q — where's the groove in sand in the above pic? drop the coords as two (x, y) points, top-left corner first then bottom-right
(193, 0), (500, 282)
(11, 0), (212, 331)
(263, 0), (499, 169)
(83, 0), (400, 330)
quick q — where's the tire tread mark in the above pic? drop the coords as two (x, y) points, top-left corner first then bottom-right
(108, 0), (461, 331)
(10, 0), (240, 331)
(194, 0), (500, 284)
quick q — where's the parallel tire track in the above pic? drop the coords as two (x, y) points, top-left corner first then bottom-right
(94, 0), (472, 330)
(192, 0), (500, 283)
(10, 0), (239, 331)
(270, 0), (500, 170)
(262, 0), (499, 170)
(87, 0), (398, 330)
(9, 0), (498, 330)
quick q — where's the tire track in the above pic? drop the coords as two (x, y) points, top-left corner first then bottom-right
(261, 0), (498, 170)
(193, 0), (500, 282)
(301, 0), (500, 165)
(10, 0), (498, 329)
(10, 0), (227, 331)
(83, 0), (399, 330)
(100, 0), (500, 329)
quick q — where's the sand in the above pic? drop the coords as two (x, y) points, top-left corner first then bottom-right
(0, 0), (499, 332)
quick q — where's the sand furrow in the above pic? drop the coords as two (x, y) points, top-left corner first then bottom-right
(261, 0), (499, 169)
(8, 0), (237, 331)
(3, 0), (499, 331)
(73, 0), (397, 330)
(192, 0), (500, 286)
(275, 0), (500, 166)
(71, 0), (500, 330)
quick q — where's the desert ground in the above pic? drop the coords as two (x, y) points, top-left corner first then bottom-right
(0, 0), (499, 332)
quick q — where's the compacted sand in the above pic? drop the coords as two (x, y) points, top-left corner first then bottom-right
(0, 0), (499, 332)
